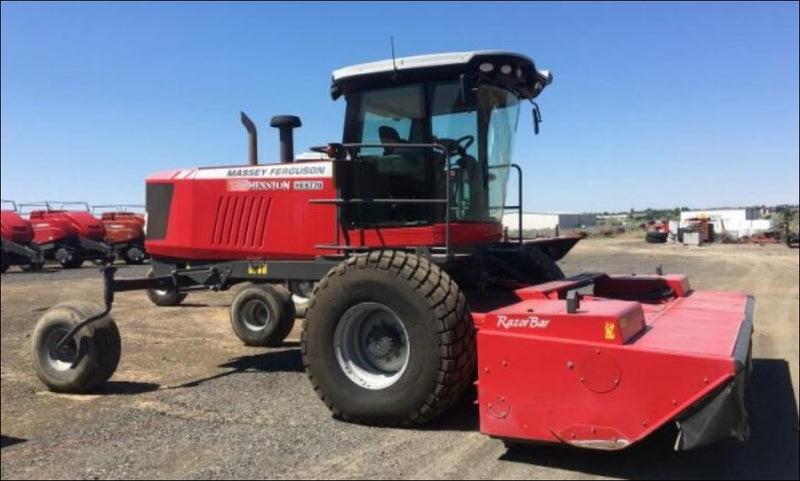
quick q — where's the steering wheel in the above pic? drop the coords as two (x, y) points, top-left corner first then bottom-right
(454, 135), (474, 153)
(435, 135), (475, 157)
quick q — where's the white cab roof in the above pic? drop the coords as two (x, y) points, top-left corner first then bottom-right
(332, 51), (534, 81)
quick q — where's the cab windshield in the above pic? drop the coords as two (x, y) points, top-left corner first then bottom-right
(342, 81), (520, 226)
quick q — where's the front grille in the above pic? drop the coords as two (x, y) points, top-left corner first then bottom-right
(211, 195), (271, 248)
(146, 183), (174, 240)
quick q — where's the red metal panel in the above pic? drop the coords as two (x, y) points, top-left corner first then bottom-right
(636, 291), (749, 357)
(478, 329), (734, 448)
(28, 211), (78, 244)
(1, 210), (35, 243)
(484, 299), (646, 344)
(145, 161), (505, 260)
(476, 290), (750, 449)
(516, 274), (691, 301)
(516, 278), (606, 301)
(346, 222), (503, 248)
(100, 213), (145, 244)
(146, 166), (338, 260)
(57, 211), (106, 241)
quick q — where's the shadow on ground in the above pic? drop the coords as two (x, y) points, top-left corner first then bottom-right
(1, 268), (60, 276)
(421, 392), (480, 432)
(0, 435), (26, 449)
(166, 348), (304, 389)
(499, 358), (798, 480)
(91, 381), (161, 395)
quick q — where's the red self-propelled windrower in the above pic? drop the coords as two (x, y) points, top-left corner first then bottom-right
(29, 50), (752, 452)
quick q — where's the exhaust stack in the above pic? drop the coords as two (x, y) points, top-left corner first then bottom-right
(270, 115), (302, 163)
(240, 112), (258, 166)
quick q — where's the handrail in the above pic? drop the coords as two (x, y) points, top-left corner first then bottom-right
(91, 204), (146, 214)
(310, 198), (448, 205)
(309, 145), (528, 256)
(488, 163), (523, 245)
(309, 142), (452, 258)
(18, 201), (91, 213)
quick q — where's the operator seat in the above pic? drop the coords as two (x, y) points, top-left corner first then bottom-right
(376, 125), (430, 223)
(378, 126), (405, 155)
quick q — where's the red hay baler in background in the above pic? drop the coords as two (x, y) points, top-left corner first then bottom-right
(21, 201), (115, 269)
(29, 51), (753, 453)
(1, 200), (45, 272)
(92, 205), (148, 265)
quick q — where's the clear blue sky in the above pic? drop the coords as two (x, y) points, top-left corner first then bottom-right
(2, 1), (798, 213)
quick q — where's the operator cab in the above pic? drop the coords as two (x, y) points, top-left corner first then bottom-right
(331, 51), (552, 229)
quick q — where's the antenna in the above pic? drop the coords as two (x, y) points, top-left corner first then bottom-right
(391, 36), (398, 80)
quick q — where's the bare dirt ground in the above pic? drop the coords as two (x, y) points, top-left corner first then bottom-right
(2, 238), (798, 480)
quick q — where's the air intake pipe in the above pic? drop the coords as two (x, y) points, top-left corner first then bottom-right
(240, 112), (258, 166)
(270, 115), (302, 163)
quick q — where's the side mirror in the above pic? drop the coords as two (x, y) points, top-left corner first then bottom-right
(532, 102), (543, 135)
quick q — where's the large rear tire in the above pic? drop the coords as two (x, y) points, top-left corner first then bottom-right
(302, 250), (475, 426)
(31, 301), (121, 393)
(230, 283), (296, 347)
(516, 245), (564, 283)
(145, 268), (187, 306)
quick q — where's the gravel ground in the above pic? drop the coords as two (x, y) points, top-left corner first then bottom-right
(1, 238), (798, 480)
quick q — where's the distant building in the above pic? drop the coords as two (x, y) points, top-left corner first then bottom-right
(679, 208), (773, 239)
(596, 213), (630, 223)
(502, 212), (597, 232)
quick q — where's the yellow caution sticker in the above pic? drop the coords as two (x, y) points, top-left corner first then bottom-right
(604, 322), (617, 341)
(247, 264), (268, 275)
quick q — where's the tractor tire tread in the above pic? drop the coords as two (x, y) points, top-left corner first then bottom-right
(301, 249), (475, 427)
(31, 301), (120, 393)
(230, 283), (295, 347)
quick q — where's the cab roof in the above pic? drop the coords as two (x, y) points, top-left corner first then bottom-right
(331, 51), (552, 100)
